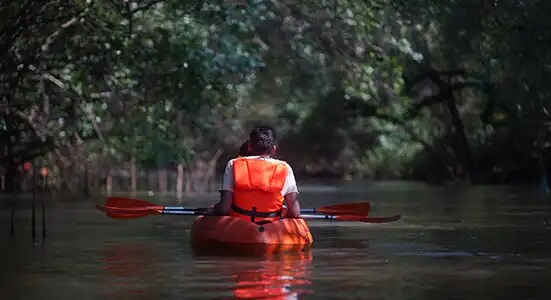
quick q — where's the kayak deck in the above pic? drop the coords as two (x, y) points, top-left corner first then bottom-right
(190, 216), (313, 255)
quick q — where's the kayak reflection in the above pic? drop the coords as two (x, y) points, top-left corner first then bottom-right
(195, 249), (313, 299)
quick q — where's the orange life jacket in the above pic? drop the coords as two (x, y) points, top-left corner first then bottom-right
(230, 157), (289, 223)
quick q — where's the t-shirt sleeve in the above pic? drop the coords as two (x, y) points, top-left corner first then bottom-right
(221, 160), (234, 192)
(281, 164), (299, 196)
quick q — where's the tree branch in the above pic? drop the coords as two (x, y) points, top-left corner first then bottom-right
(407, 80), (483, 118)
(41, 5), (92, 53)
(42, 72), (106, 144)
(404, 68), (467, 94)
(128, 0), (165, 15)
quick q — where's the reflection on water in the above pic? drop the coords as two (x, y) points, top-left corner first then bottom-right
(103, 244), (159, 278)
(199, 251), (313, 299)
(2, 182), (551, 299)
(102, 243), (163, 299)
(100, 242), (313, 299)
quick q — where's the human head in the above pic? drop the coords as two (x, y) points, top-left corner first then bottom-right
(238, 141), (250, 156)
(248, 126), (277, 156)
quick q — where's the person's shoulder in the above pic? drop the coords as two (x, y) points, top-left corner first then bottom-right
(240, 156), (293, 170)
(231, 156), (256, 163)
(270, 158), (294, 170)
(225, 157), (241, 166)
(227, 156), (256, 166)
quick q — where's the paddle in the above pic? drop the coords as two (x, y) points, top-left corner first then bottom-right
(101, 197), (371, 217)
(96, 204), (400, 223)
(96, 197), (400, 223)
(301, 214), (402, 223)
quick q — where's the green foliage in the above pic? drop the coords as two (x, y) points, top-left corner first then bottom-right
(2, 0), (551, 188)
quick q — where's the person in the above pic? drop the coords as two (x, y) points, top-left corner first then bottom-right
(211, 126), (301, 223)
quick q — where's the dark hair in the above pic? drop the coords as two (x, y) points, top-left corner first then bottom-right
(248, 126), (276, 155)
(238, 141), (250, 156)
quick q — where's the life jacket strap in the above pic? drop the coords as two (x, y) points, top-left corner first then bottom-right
(231, 204), (282, 222)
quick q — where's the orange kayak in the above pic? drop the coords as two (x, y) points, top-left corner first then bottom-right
(190, 216), (313, 255)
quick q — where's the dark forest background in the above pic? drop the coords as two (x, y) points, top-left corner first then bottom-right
(2, 0), (551, 194)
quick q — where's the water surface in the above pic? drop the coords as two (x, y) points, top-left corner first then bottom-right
(1, 181), (550, 299)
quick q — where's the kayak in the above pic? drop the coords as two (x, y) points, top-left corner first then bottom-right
(190, 216), (313, 255)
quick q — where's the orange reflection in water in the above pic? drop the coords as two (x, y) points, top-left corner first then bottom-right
(102, 242), (313, 299)
(204, 249), (314, 300)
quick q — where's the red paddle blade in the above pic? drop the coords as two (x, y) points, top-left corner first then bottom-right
(336, 214), (401, 223)
(105, 197), (159, 208)
(106, 211), (151, 219)
(317, 202), (371, 216)
(96, 205), (162, 219)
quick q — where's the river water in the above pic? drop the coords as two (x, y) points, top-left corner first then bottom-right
(1, 181), (550, 299)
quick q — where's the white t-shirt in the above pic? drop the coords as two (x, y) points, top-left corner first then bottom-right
(221, 156), (299, 196)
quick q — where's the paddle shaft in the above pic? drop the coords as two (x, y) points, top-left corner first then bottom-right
(156, 210), (329, 218)
(152, 210), (400, 222)
(163, 206), (205, 211)
(160, 210), (207, 215)
(151, 210), (343, 220)
(162, 206), (335, 215)
(103, 197), (371, 217)
(97, 204), (400, 223)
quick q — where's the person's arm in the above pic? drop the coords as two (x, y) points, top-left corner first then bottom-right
(282, 163), (300, 218)
(212, 190), (233, 215)
(283, 192), (300, 218)
(210, 160), (234, 216)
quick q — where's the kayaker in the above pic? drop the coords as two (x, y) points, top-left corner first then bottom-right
(211, 126), (301, 223)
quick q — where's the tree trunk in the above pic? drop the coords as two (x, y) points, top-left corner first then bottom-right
(106, 169), (112, 195)
(4, 163), (18, 193)
(83, 160), (90, 197)
(42, 175), (47, 194)
(192, 160), (205, 193)
(176, 163), (183, 199)
(204, 149), (223, 192)
(446, 93), (477, 183)
(54, 150), (72, 192)
(158, 169), (167, 195)
(185, 169), (192, 194)
(130, 156), (137, 195)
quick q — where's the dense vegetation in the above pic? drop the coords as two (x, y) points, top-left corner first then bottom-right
(2, 0), (550, 192)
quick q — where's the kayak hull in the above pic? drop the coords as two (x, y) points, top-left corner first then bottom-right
(190, 216), (313, 256)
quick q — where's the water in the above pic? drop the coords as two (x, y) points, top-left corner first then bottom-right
(1, 181), (551, 299)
